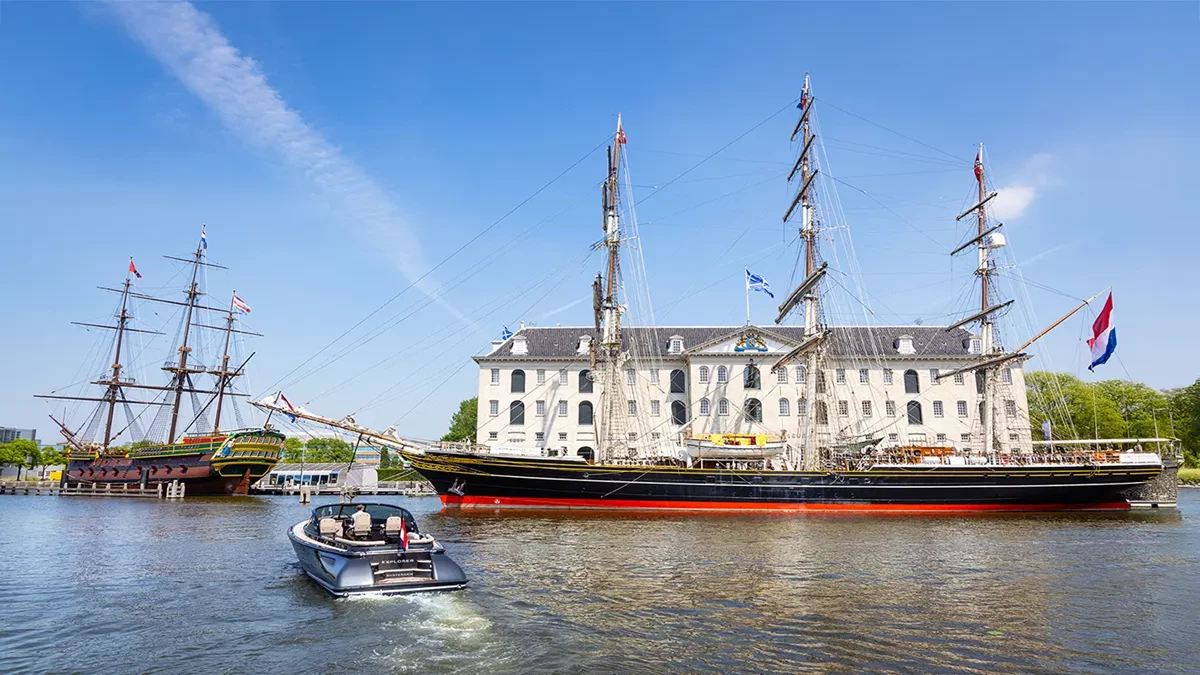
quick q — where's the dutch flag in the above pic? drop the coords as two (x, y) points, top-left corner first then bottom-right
(232, 294), (252, 314)
(200, 224), (208, 250)
(1087, 292), (1117, 371)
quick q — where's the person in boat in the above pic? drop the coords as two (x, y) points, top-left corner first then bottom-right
(349, 504), (371, 537)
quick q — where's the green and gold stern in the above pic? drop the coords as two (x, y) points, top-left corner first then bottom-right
(209, 429), (287, 479)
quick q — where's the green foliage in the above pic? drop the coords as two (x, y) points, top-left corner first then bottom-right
(279, 436), (354, 464)
(130, 439), (158, 449)
(0, 442), (24, 470)
(379, 448), (392, 469)
(1169, 379), (1200, 466)
(378, 467), (422, 482)
(1179, 468), (1200, 485)
(441, 397), (477, 443)
(1026, 372), (1124, 439)
(1094, 380), (1169, 438)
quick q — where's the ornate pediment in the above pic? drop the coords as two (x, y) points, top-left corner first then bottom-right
(685, 326), (800, 356)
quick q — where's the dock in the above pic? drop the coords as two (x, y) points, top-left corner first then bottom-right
(251, 480), (436, 497)
(0, 480), (188, 499)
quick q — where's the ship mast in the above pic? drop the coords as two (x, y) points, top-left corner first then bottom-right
(211, 291), (237, 433)
(165, 238), (206, 444)
(974, 143), (996, 455)
(775, 74), (826, 470)
(597, 116), (628, 463)
(101, 269), (134, 447)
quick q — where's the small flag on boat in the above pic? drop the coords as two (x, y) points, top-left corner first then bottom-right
(617, 115), (627, 145)
(279, 393), (297, 422)
(128, 258), (143, 279)
(232, 294), (252, 314)
(746, 269), (774, 299)
(399, 517), (408, 551)
(200, 224), (208, 250)
(1087, 292), (1117, 371)
(798, 73), (810, 110)
(501, 326), (513, 340)
(974, 149), (983, 184)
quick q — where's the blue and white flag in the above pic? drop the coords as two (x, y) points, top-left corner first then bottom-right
(501, 326), (513, 340)
(200, 223), (208, 250)
(1041, 419), (1052, 441)
(746, 269), (774, 299)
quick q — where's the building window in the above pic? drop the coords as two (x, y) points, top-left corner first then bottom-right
(558, 432), (568, 441)
(933, 401), (944, 418)
(718, 399), (730, 416)
(954, 373), (965, 385)
(536, 400), (546, 417)
(816, 371), (827, 394)
(745, 398), (763, 423)
(488, 431), (498, 440)
(796, 365), (806, 384)
(490, 368), (500, 385)
(511, 369), (526, 393)
(929, 369), (939, 383)
(578, 446), (594, 461)
(699, 366), (710, 384)
(717, 366), (728, 384)
(628, 432), (638, 440)
(744, 365), (761, 390)
(669, 337), (684, 354)
(626, 368), (636, 385)
(888, 433), (899, 444)
(779, 398), (790, 416)
(836, 368), (846, 384)
(859, 369), (869, 384)
(970, 338), (982, 353)
(862, 400), (872, 417)
(897, 335), (915, 354)
(670, 369), (686, 394)
(536, 432), (545, 442)
(559, 369), (569, 385)
(650, 370), (659, 385)
(651, 432), (661, 441)
(510, 401), (525, 425)
(578, 401), (594, 425)
(798, 396), (808, 415)
(815, 401), (829, 425)
(536, 369), (546, 385)
(904, 369), (919, 394)
(627, 400), (637, 416)
(1005, 399), (1017, 417)
(936, 433), (947, 444)
(1003, 368), (1013, 384)
(651, 400), (661, 417)
(1009, 433), (1020, 442)
(558, 400), (568, 417)
(777, 368), (788, 384)
(700, 398), (711, 416)
(838, 400), (849, 417)
(957, 400), (968, 418)
(672, 401), (687, 425)
(885, 400), (896, 417)
(961, 433), (971, 444)
(883, 369), (893, 385)
(489, 400), (499, 417)
(579, 370), (593, 393)
(907, 401), (923, 425)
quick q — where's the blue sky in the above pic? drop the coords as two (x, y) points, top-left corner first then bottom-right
(1, 2), (1196, 442)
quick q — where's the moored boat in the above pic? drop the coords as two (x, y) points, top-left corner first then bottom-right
(288, 502), (467, 596)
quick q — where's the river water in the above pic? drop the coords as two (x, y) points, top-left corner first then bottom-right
(1, 491), (1197, 674)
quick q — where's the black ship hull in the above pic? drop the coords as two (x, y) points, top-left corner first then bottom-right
(403, 450), (1161, 512)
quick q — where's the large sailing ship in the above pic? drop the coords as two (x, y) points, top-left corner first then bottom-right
(255, 78), (1176, 511)
(40, 230), (284, 496)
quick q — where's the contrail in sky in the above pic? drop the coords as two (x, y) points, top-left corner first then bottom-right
(105, 1), (466, 322)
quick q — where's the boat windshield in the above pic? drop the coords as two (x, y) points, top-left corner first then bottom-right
(310, 503), (418, 531)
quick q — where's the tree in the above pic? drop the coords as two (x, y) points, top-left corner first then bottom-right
(379, 447), (392, 469)
(131, 439), (158, 450)
(7, 439), (40, 480)
(282, 436), (305, 463)
(1094, 380), (1169, 438)
(302, 437), (354, 463)
(0, 442), (22, 476)
(38, 448), (66, 480)
(1169, 379), (1200, 466)
(441, 397), (478, 443)
(1026, 372), (1124, 440)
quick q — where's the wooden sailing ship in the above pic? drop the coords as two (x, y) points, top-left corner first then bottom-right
(39, 230), (284, 496)
(253, 77), (1175, 511)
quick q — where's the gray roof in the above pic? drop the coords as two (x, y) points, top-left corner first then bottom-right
(477, 325), (979, 361)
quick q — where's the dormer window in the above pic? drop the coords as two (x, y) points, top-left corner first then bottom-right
(668, 335), (684, 355)
(577, 335), (592, 355)
(896, 335), (915, 355)
(969, 338), (982, 354)
(511, 336), (528, 356)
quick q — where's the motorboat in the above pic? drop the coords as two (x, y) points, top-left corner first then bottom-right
(288, 502), (467, 596)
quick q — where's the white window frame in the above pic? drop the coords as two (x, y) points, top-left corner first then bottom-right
(859, 369), (869, 384)
(883, 369), (893, 385)
(699, 398), (711, 416)
(536, 369), (546, 385)
(933, 400), (944, 418)
(559, 369), (569, 385)
(489, 400), (499, 417)
(699, 366), (710, 384)
(779, 398), (790, 416)
(490, 368), (500, 385)
(650, 370), (660, 385)
(626, 368), (636, 385)
(954, 373), (965, 385)
(650, 400), (661, 417)
(862, 400), (872, 418)
(536, 400), (546, 417)
(777, 368), (788, 384)
(718, 399), (730, 416)
(557, 400), (568, 417)
(628, 400), (637, 416)
(835, 368), (846, 384)
(795, 366), (806, 384)
(488, 431), (498, 440)
(885, 400), (896, 417)
(717, 366), (728, 383)
(838, 400), (849, 417)
(957, 400), (968, 418)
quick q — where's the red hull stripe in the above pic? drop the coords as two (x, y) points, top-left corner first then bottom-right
(439, 494), (1131, 512)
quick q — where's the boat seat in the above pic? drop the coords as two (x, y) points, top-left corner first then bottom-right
(384, 516), (404, 536)
(353, 515), (371, 536)
(319, 517), (340, 537)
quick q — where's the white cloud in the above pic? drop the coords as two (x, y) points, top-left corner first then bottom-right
(991, 185), (1037, 220)
(989, 152), (1056, 222)
(105, 2), (466, 322)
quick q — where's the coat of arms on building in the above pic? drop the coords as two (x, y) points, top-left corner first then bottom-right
(734, 331), (769, 353)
